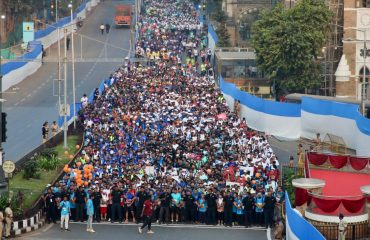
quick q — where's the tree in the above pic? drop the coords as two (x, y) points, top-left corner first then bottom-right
(213, 9), (227, 23)
(216, 23), (231, 47)
(251, 0), (333, 93)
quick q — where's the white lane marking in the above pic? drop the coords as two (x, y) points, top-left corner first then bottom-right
(267, 227), (272, 240)
(42, 223), (55, 232)
(69, 222), (267, 231)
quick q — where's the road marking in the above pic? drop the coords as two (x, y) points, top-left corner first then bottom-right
(19, 98), (26, 103)
(69, 222), (267, 231)
(27, 94), (32, 98)
(14, 102), (19, 106)
(43, 223), (55, 232)
(267, 227), (272, 240)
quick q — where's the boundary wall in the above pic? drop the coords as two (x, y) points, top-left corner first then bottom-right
(219, 76), (370, 157)
(0, 0), (98, 91)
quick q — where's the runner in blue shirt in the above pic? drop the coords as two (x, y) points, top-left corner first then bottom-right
(59, 195), (71, 231)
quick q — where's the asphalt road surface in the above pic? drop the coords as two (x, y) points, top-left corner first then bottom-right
(17, 222), (268, 240)
(3, 0), (133, 162)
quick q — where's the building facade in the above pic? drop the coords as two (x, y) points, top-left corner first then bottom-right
(335, 0), (370, 100)
(222, 0), (272, 46)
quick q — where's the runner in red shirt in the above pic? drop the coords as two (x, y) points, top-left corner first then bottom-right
(138, 194), (154, 234)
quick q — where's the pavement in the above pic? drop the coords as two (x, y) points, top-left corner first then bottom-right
(3, 0), (133, 162)
(16, 222), (268, 240)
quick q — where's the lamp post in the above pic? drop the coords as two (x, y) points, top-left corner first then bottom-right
(0, 14), (8, 189)
(63, 26), (68, 149)
(56, 0), (62, 119)
(68, 3), (76, 129)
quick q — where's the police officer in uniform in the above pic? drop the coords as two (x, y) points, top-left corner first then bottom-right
(338, 213), (347, 240)
(44, 188), (57, 223)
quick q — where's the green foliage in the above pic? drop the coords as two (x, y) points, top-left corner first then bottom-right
(0, 193), (21, 214)
(251, 0), (333, 92)
(40, 148), (58, 159)
(216, 24), (231, 47)
(37, 155), (59, 171)
(213, 10), (227, 23)
(23, 161), (40, 179)
(282, 166), (304, 207)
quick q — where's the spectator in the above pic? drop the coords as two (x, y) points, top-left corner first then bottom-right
(81, 94), (88, 108)
(42, 121), (49, 143)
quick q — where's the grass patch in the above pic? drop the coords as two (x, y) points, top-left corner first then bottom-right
(9, 135), (80, 209)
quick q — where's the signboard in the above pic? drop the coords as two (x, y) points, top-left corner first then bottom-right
(22, 22), (35, 43)
(2, 160), (15, 174)
(59, 104), (70, 117)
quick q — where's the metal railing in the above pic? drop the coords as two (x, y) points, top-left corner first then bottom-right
(312, 221), (370, 240)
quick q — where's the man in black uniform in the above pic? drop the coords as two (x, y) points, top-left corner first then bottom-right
(242, 192), (254, 227)
(92, 188), (102, 222)
(264, 191), (277, 229)
(184, 190), (196, 223)
(44, 188), (57, 224)
(105, 23), (111, 34)
(159, 188), (170, 224)
(111, 185), (122, 223)
(135, 186), (148, 223)
(205, 188), (217, 225)
(75, 186), (87, 222)
(223, 191), (234, 227)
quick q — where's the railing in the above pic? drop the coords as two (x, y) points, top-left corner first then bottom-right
(311, 221), (370, 240)
(281, 164), (304, 182)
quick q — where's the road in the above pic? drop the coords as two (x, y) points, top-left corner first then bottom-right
(17, 222), (268, 240)
(3, 0), (133, 162)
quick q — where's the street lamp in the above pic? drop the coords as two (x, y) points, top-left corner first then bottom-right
(0, 14), (8, 189)
(68, 3), (76, 129)
(345, 27), (368, 115)
(56, 0), (62, 123)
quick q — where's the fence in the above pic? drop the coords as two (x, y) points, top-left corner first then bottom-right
(311, 221), (370, 240)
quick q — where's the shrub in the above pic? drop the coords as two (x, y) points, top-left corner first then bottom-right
(23, 161), (39, 179)
(37, 155), (59, 171)
(39, 148), (58, 158)
(0, 192), (22, 213)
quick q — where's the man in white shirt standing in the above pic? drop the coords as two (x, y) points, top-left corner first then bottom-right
(81, 94), (89, 108)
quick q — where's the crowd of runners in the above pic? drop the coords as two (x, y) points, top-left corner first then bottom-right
(44, 0), (284, 233)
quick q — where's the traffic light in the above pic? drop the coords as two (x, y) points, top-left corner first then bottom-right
(1, 112), (7, 142)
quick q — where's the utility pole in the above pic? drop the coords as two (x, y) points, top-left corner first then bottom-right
(0, 15), (7, 189)
(56, 0), (62, 118)
(63, 27), (68, 149)
(69, 3), (76, 129)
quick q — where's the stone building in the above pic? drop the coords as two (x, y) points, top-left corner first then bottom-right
(335, 0), (370, 99)
(221, 0), (272, 46)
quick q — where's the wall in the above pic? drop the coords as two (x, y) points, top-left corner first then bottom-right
(0, 0), (92, 91)
(208, 24), (218, 53)
(219, 76), (370, 156)
(285, 192), (325, 240)
(220, 77), (301, 139)
(1, 42), (42, 91)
